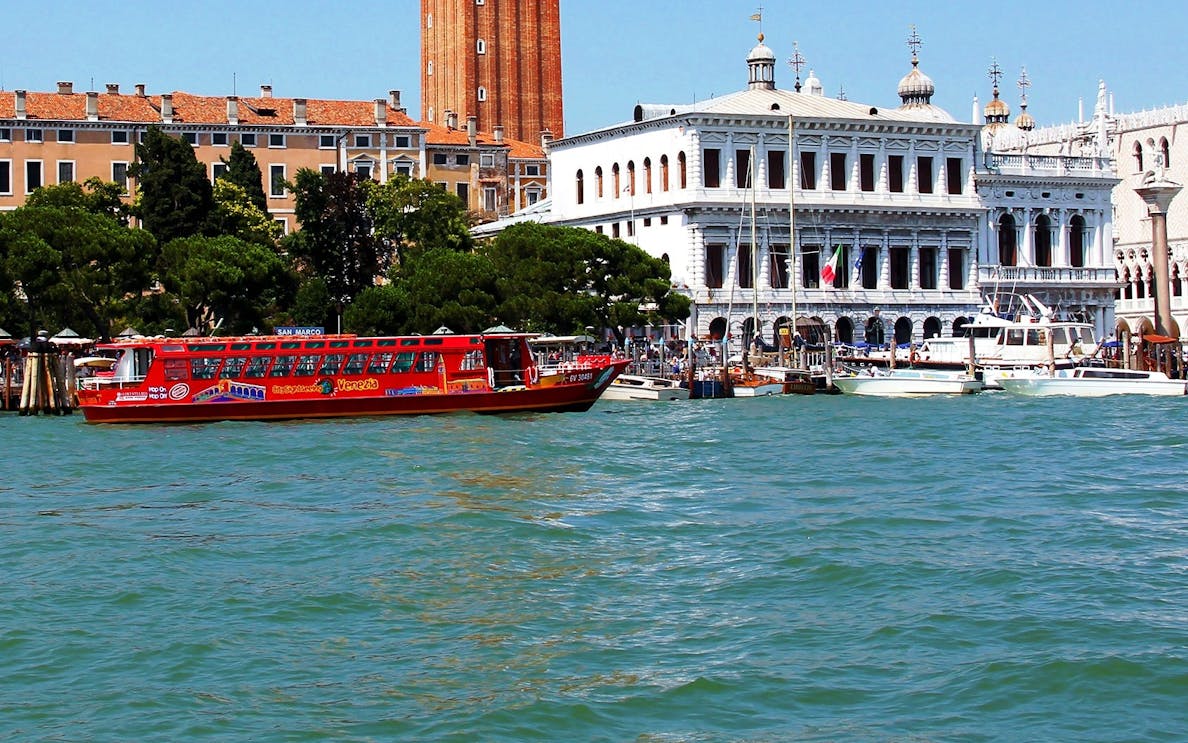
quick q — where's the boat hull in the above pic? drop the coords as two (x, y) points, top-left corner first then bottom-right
(600, 374), (690, 401)
(997, 377), (1187, 397)
(834, 370), (981, 396)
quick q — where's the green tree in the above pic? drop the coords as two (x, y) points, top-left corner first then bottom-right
(219, 141), (268, 214)
(0, 204), (157, 340)
(390, 248), (499, 334)
(25, 177), (130, 224)
(343, 284), (409, 336)
(286, 169), (385, 305)
(130, 126), (214, 243)
(211, 179), (282, 247)
(369, 175), (472, 267)
(159, 235), (292, 334)
(487, 223), (690, 340)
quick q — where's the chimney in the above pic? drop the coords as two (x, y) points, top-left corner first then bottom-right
(373, 99), (387, 127)
(161, 94), (174, 124)
(135, 83), (146, 97)
(105, 83), (119, 95)
(294, 98), (308, 126)
(226, 96), (239, 125)
(86, 91), (99, 121)
(493, 125), (504, 144)
(57, 81), (73, 95)
(260, 84), (273, 98)
(445, 110), (458, 130)
(467, 115), (477, 147)
(15, 90), (27, 120)
(389, 89), (404, 112)
(540, 129), (554, 149)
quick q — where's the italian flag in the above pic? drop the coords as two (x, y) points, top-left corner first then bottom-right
(820, 245), (842, 286)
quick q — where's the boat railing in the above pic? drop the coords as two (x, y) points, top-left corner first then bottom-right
(78, 375), (147, 390)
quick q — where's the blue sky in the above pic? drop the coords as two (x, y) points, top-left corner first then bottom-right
(4, 0), (1186, 137)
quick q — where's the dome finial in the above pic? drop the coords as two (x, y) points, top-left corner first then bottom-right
(897, 26), (935, 108)
(982, 57), (1011, 126)
(1015, 66), (1035, 131)
(787, 41), (806, 93)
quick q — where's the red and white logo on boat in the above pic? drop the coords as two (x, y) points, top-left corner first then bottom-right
(168, 383), (190, 400)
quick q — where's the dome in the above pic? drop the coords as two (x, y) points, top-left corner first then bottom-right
(1014, 109), (1036, 131)
(898, 66), (935, 99)
(803, 69), (823, 96)
(747, 35), (775, 63)
(984, 96), (1010, 120)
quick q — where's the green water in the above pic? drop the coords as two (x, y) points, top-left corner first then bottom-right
(2, 394), (1186, 741)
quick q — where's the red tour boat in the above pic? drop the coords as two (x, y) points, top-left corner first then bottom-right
(76, 331), (628, 423)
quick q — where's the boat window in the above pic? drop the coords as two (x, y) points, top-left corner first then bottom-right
(377, 339), (397, 347)
(220, 357), (248, 378)
(400, 339), (420, 347)
(319, 354), (344, 375)
(1050, 328), (1067, 345)
(191, 357), (221, 380)
(1005, 329), (1024, 345)
(343, 353), (368, 375)
(270, 355), (296, 376)
(392, 352), (416, 373)
(460, 349), (485, 371)
(163, 359), (189, 381)
(244, 357), (270, 378)
(230, 343), (253, 351)
(280, 341), (302, 350)
(255, 342), (276, 350)
(1079, 328), (1096, 344)
(162, 344), (185, 352)
(190, 343), (226, 352)
(329, 340), (350, 349)
(424, 338), (443, 346)
(1027, 329), (1042, 345)
(367, 353), (394, 374)
(304, 341), (325, 349)
(293, 355), (320, 376)
(352, 340), (374, 348)
(415, 351), (440, 372)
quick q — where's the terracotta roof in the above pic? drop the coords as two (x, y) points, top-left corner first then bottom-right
(420, 120), (544, 159)
(1, 89), (418, 128)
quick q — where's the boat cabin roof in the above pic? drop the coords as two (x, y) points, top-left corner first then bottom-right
(95, 332), (533, 355)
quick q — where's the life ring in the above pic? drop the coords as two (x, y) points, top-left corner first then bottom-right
(527, 365), (539, 385)
(909, 351), (921, 365)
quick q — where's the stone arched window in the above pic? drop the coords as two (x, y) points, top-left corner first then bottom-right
(595, 166), (604, 198)
(660, 155), (670, 191)
(678, 151), (687, 189)
(893, 316), (914, 345)
(834, 316), (855, 344)
(576, 169), (584, 205)
(1034, 214), (1053, 267)
(643, 157), (652, 194)
(612, 163), (621, 198)
(923, 316), (942, 339)
(998, 213), (1018, 266)
(626, 160), (635, 196)
(1069, 215), (1086, 267)
(1161, 137), (1171, 168)
(1134, 141), (1144, 172)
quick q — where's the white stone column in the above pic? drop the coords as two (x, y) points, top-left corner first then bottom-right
(910, 231), (920, 290)
(1021, 208), (1033, 266)
(1056, 208), (1069, 266)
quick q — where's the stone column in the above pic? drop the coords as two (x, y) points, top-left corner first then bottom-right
(1135, 176), (1183, 337)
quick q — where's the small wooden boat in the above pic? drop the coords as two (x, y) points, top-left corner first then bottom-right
(600, 373), (690, 401)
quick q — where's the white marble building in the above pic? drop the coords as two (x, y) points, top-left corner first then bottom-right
(1024, 83), (1188, 338)
(483, 35), (1119, 350)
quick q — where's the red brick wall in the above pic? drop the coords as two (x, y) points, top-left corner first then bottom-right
(421, 0), (563, 144)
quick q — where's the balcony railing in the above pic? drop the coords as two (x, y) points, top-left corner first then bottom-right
(983, 153), (1113, 175)
(978, 266), (1119, 285)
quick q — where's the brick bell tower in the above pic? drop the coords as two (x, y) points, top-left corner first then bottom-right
(421, 0), (564, 142)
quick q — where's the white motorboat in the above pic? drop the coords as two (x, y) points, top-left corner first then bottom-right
(833, 368), (982, 396)
(601, 374), (690, 401)
(997, 367), (1187, 397)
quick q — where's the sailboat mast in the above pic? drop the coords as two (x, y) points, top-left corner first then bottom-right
(788, 115), (799, 367)
(750, 144), (759, 337)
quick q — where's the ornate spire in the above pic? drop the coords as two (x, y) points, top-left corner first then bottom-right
(983, 57), (1010, 124)
(787, 41), (805, 93)
(897, 25), (935, 108)
(1015, 66), (1035, 131)
(746, 30), (776, 90)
